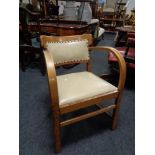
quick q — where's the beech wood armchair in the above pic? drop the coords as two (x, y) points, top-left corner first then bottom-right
(40, 34), (126, 153)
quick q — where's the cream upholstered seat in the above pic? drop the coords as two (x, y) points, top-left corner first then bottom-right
(57, 71), (117, 106)
(40, 34), (126, 153)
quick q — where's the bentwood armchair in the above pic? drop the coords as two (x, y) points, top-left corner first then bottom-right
(40, 34), (126, 153)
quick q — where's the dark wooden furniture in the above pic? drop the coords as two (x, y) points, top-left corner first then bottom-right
(40, 34), (126, 153)
(27, 19), (89, 36)
(19, 6), (41, 40)
(19, 45), (45, 74)
(115, 26), (135, 47)
(39, 0), (59, 17)
(20, 0), (98, 37)
(19, 6), (45, 75)
(100, 17), (124, 30)
(124, 33), (135, 67)
(115, 2), (126, 18)
(109, 32), (135, 70)
(90, 1), (98, 18)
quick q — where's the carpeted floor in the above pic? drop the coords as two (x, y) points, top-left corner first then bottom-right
(19, 32), (135, 155)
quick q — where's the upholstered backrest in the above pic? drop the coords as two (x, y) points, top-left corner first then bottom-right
(40, 34), (93, 66)
(46, 40), (89, 65)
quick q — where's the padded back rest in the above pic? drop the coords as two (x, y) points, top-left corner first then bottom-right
(47, 40), (89, 65)
(40, 34), (93, 66)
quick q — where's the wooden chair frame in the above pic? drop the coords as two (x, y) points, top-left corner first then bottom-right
(40, 34), (126, 153)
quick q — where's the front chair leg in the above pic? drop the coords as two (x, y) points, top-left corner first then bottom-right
(111, 97), (121, 130)
(52, 115), (61, 153)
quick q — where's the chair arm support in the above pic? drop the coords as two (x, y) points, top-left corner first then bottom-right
(43, 50), (59, 106)
(89, 46), (126, 92)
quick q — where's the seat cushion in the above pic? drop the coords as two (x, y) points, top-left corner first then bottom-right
(57, 71), (117, 106)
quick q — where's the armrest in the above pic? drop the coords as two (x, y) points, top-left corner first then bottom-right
(43, 50), (59, 107)
(89, 46), (126, 92)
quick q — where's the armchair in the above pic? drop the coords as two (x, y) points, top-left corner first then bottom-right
(40, 34), (126, 153)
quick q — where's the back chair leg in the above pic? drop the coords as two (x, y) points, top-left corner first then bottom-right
(111, 97), (121, 130)
(52, 115), (61, 153)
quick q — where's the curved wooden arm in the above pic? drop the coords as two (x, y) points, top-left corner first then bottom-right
(43, 50), (59, 108)
(89, 46), (126, 92)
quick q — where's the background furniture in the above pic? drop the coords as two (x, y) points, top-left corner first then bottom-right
(19, 45), (45, 74)
(19, 6), (45, 75)
(19, 6), (41, 44)
(40, 34), (126, 153)
(98, 0), (127, 30)
(19, 1), (104, 42)
(100, 17), (124, 30)
(124, 32), (135, 68)
(125, 8), (135, 26)
(89, 19), (105, 44)
(28, 18), (89, 36)
(102, 0), (116, 15)
(108, 32), (135, 72)
(114, 25), (135, 46)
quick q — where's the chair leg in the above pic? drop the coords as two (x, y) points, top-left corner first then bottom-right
(52, 115), (61, 153)
(111, 97), (121, 130)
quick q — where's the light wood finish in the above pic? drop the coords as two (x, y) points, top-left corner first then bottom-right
(60, 105), (116, 127)
(60, 92), (118, 114)
(95, 104), (112, 118)
(40, 34), (126, 153)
